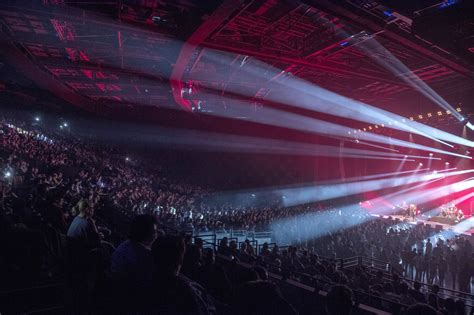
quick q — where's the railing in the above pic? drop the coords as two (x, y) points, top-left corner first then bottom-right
(230, 229), (247, 238)
(194, 233), (217, 249)
(215, 253), (408, 314)
(247, 230), (273, 240)
(189, 229), (474, 309)
(336, 255), (474, 308)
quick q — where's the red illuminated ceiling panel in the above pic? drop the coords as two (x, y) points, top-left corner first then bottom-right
(22, 43), (63, 59)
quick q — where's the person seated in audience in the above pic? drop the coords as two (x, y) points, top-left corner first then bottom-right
(217, 236), (230, 255)
(409, 281), (426, 303)
(197, 248), (231, 303)
(398, 282), (416, 306)
(151, 235), (215, 314)
(325, 284), (354, 315)
(443, 298), (456, 315)
(67, 199), (99, 249)
(454, 300), (465, 315)
(233, 280), (297, 315)
(111, 214), (157, 295)
(427, 293), (439, 311)
(182, 241), (203, 280)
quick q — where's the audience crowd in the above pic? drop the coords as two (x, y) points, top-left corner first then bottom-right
(0, 114), (473, 314)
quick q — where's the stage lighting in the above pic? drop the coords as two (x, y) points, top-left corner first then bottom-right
(63, 122), (68, 127)
(456, 107), (462, 112)
(59, 125), (64, 129)
(433, 171), (438, 174)
(437, 111), (443, 116)
(429, 153), (433, 156)
(4, 171), (11, 178)
(445, 162), (450, 165)
(466, 122), (474, 131)
(419, 163), (423, 166)
(34, 117), (40, 122)
(404, 155), (408, 158)
(125, 157), (130, 161)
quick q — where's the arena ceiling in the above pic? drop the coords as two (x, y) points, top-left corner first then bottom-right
(0, 0), (473, 124)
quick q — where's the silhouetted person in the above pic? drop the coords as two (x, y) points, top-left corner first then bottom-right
(325, 285), (354, 315)
(198, 248), (231, 303)
(152, 235), (214, 314)
(409, 281), (426, 303)
(111, 214), (157, 306)
(233, 280), (297, 315)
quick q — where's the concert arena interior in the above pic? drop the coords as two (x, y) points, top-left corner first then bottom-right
(1, 0), (474, 314)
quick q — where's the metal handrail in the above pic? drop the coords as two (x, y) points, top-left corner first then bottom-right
(336, 255), (474, 306)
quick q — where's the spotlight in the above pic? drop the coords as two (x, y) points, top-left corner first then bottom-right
(125, 157), (130, 161)
(4, 171), (11, 178)
(34, 117), (40, 122)
(404, 155), (408, 158)
(63, 122), (68, 127)
(419, 163), (423, 166)
(59, 125), (64, 129)
(445, 162), (450, 165)
(466, 122), (474, 130)
(429, 153), (433, 156)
